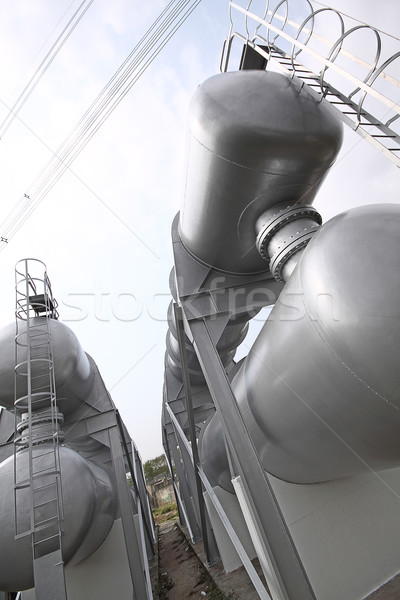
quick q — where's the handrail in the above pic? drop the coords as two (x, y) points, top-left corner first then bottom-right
(222, 1), (400, 167)
(221, 0), (400, 114)
(226, 2), (400, 116)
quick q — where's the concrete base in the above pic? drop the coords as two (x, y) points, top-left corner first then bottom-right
(268, 467), (400, 600)
(204, 486), (256, 573)
(22, 518), (135, 600)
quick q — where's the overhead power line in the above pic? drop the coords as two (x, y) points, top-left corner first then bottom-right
(0, 0), (202, 250)
(0, 0), (95, 139)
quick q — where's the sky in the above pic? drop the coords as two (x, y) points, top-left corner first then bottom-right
(0, 0), (398, 462)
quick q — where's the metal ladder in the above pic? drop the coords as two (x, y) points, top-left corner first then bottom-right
(267, 44), (400, 166)
(224, 1), (400, 168)
(13, 259), (66, 578)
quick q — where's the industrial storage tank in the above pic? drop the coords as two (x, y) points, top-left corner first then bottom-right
(0, 262), (154, 600)
(0, 444), (115, 591)
(199, 203), (400, 487)
(179, 69), (343, 274)
(161, 9), (400, 599)
(0, 318), (93, 417)
(165, 69), (343, 392)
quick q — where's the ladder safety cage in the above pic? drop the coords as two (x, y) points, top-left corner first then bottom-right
(222, 0), (400, 167)
(13, 258), (64, 563)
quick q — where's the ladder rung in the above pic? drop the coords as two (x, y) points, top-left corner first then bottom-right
(15, 530), (31, 539)
(34, 497), (58, 509)
(15, 481), (30, 490)
(33, 482), (59, 494)
(34, 515), (59, 528)
(33, 532), (61, 546)
(32, 469), (60, 479)
(32, 449), (57, 458)
(15, 476), (59, 490)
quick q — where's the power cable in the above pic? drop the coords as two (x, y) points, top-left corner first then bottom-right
(0, 0), (94, 139)
(0, 0), (202, 250)
(0, 0), (187, 240)
(25, 0), (193, 206)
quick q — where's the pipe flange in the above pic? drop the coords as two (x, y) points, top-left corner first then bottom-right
(17, 410), (64, 433)
(256, 204), (322, 260)
(269, 226), (320, 281)
(16, 409), (65, 449)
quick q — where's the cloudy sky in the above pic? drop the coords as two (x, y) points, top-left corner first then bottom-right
(0, 0), (398, 462)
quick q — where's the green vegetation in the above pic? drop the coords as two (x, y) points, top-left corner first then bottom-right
(144, 454), (169, 482)
(152, 502), (179, 524)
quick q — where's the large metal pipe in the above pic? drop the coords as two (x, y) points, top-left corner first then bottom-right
(0, 318), (117, 591)
(0, 318), (93, 417)
(165, 273), (257, 386)
(179, 69), (343, 274)
(0, 444), (115, 591)
(167, 69), (400, 488)
(166, 69), (343, 391)
(200, 203), (400, 486)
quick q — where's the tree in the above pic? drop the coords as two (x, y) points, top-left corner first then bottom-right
(144, 454), (169, 482)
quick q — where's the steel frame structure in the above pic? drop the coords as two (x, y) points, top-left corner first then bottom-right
(0, 260), (155, 600)
(162, 220), (317, 600)
(162, 4), (400, 598)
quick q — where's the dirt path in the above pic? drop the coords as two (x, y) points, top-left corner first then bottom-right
(153, 517), (400, 600)
(155, 520), (231, 599)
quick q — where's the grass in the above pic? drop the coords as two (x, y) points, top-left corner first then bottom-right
(153, 502), (179, 524)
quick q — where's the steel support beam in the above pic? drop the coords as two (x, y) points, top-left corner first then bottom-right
(133, 443), (156, 548)
(166, 400), (270, 599)
(173, 303), (219, 565)
(198, 466), (271, 600)
(167, 426), (201, 542)
(108, 425), (149, 600)
(188, 317), (316, 600)
(115, 410), (155, 558)
(162, 425), (189, 531)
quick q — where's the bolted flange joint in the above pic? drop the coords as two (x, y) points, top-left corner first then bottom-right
(15, 409), (65, 450)
(256, 203), (322, 281)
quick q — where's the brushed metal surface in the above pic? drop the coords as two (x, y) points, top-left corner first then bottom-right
(179, 70), (343, 274)
(0, 444), (115, 591)
(0, 318), (93, 416)
(200, 204), (400, 486)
